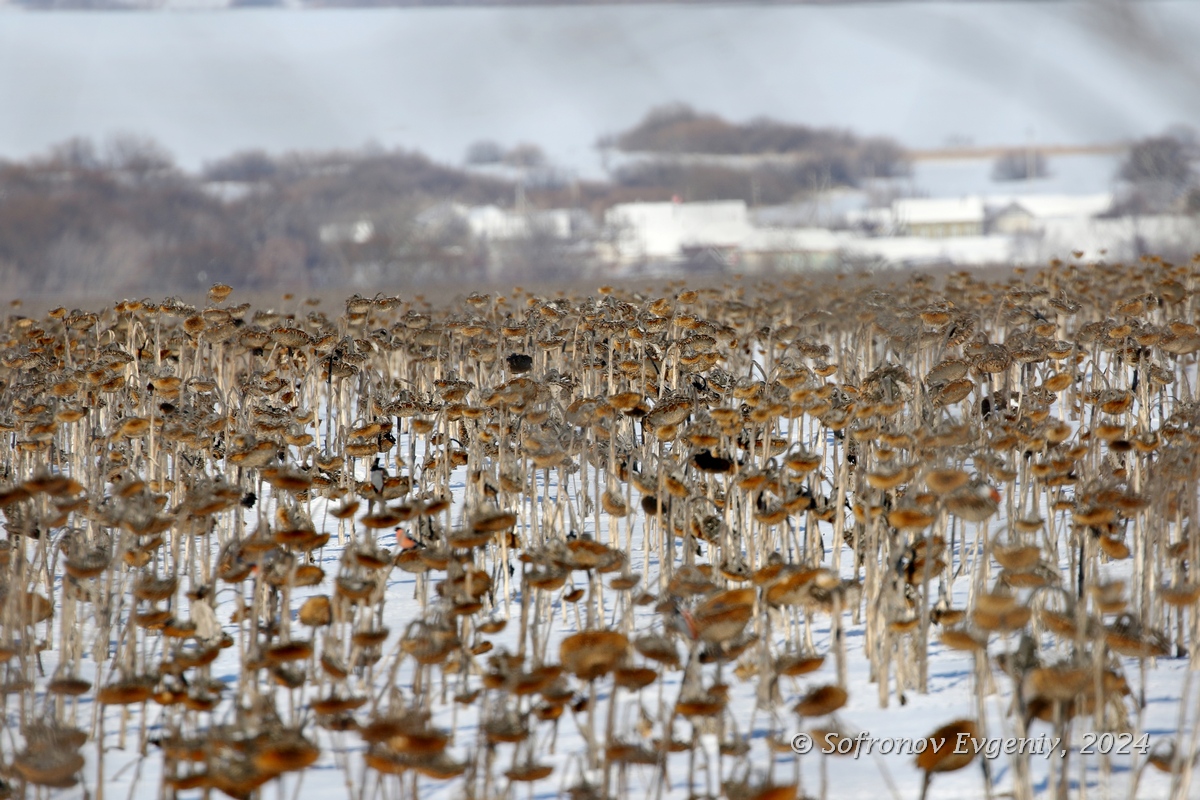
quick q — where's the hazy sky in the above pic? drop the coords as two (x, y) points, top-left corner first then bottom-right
(2, 2), (1198, 177)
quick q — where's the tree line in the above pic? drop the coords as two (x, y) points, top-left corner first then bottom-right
(0, 138), (518, 296)
(1, 121), (1194, 296)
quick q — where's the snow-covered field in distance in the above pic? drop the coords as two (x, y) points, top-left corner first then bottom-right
(906, 154), (1125, 201)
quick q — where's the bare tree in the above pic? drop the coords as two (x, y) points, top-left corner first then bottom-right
(465, 140), (504, 166)
(503, 143), (546, 169)
(1117, 133), (1195, 212)
(103, 133), (175, 179)
(203, 150), (279, 182)
(992, 149), (1049, 182)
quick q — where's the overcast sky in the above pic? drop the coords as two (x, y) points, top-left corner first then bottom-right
(2, 1), (1198, 177)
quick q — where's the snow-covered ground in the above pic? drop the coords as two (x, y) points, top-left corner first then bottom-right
(3, 270), (1197, 800)
(51, 449), (1192, 800)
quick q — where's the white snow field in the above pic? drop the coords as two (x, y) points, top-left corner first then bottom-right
(1, 264), (1198, 800)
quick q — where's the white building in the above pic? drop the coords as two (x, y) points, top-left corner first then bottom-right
(605, 200), (753, 262)
(464, 205), (584, 242)
(986, 193), (1114, 234)
(892, 197), (986, 238)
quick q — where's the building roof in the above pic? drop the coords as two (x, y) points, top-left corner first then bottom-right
(989, 193), (1113, 220)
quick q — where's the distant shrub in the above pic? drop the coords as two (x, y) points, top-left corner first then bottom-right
(609, 104), (909, 189)
(1188, 186), (1200, 214)
(1120, 135), (1193, 190)
(992, 149), (1049, 182)
(613, 157), (861, 205)
(503, 143), (546, 168)
(203, 150), (278, 182)
(465, 140), (504, 165)
(1117, 133), (1197, 213)
(858, 137), (911, 180)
